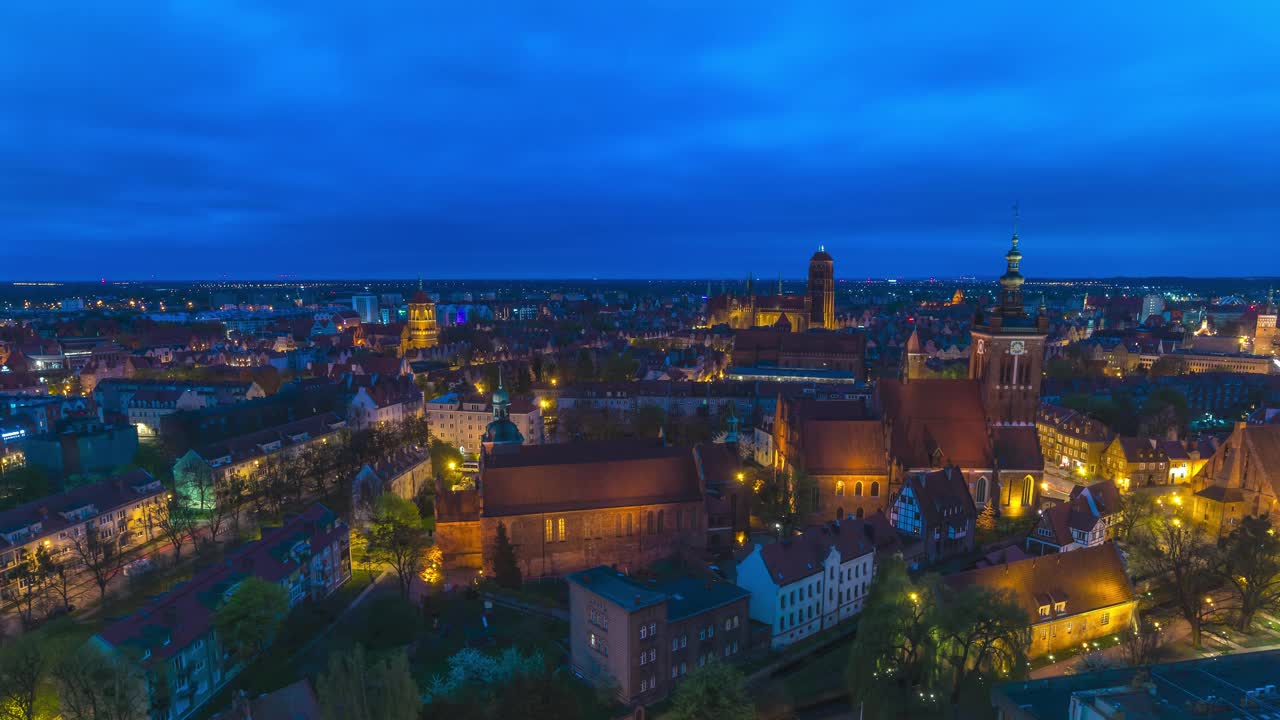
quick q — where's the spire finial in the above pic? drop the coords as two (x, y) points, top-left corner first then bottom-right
(777, 272), (783, 295)
(418, 275), (423, 291)
(1011, 201), (1020, 242)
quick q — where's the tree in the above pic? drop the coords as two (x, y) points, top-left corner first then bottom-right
(213, 577), (289, 666)
(1148, 356), (1188, 378)
(1119, 619), (1165, 667)
(153, 492), (200, 562)
(930, 583), (1031, 708)
(37, 545), (75, 613)
(367, 495), (429, 597)
(8, 560), (48, 626)
(1135, 518), (1219, 648)
(316, 645), (419, 720)
(847, 559), (933, 718)
(53, 645), (149, 720)
(492, 522), (522, 590)
(493, 667), (584, 720)
(0, 632), (51, 720)
(0, 465), (53, 512)
(1219, 515), (1280, 631)
(67, 528), (124, 603)
(1112, 492), (1158, 544)
(667, 660), (754, 720)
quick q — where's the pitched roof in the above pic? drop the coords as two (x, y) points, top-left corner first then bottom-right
(994, 427), (1044, 471)
(900, 467), (976, 533)
(757, 519), (878, 586)
(0, 470), (164, 547)
(195, 412), (345, 465)
(944, 543), (1134, 624)
(800, 419), (887, 475)
(481, 441), (703, 516)
(878, 379), (993, 469)
(96, 504), (347, 665)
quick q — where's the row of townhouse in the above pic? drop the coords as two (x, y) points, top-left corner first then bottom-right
(0, 470), (167, 601)
(91, 504), (352, 720)
(172, 413), (347, 506)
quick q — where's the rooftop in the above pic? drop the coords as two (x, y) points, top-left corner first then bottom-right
(566, 565), (749, 621)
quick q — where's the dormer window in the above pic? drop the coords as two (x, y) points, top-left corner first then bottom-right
(1038, 605), (1050, 618)
(1054, 601), (1066, 613)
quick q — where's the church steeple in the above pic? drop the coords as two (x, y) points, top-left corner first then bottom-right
(998, 204), (1026, 317)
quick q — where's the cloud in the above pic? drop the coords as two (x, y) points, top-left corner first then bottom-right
(0, 1), (1277, 279)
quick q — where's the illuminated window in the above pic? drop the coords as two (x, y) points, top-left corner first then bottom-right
(854, 481), (863, 496)
(557, 517), (566, 542)
(544, 519), (553, 543)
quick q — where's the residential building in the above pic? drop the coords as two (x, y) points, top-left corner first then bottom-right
(343, 374), (422, 430)
(735, 517), (882, 648)
(425, 391), (541, 453)
(991, 649), (1280, 720)
(1025, 479), (1122, 555)
(889, 467), (977, 566)
(0, 470), (166, 602)
(127, 389), (208, 438)
(93, 378), (265, 420)
(946, 543), (1135, 659)
(730, 327), (866, 378)
(1101, 437), (1170, 490)
(351, 294), (379, 325)
(172, 413), (346, 504)
(567, 566), (750, 706)
(1036, 404), (1114, 484)
(93, 504), (351, 720)
(22, 419), (139, 478)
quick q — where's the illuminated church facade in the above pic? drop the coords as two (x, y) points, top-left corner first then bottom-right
(707, 249), (837, 332)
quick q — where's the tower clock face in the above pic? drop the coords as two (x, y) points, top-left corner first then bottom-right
(976, 339), (985, 354)
(1009, 340), (1026, 355)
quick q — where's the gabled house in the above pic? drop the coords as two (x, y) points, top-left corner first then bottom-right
(1026, 479), (1122, 555)
(736, 517), (881, 648)
(889, 466), (976, 566)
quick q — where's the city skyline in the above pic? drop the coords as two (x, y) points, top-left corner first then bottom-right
(3, 3), (1278, 280)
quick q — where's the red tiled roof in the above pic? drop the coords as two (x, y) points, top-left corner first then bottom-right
(879, 379), (993, 469)
(481, 441), (703, 516)
(800, 419), (886, 475)
(758, 518), (878, 585)
(945, 543), (1133, 623)
(0, 470), (164, 548)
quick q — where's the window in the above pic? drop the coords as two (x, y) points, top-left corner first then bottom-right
(732, 615), (739, 628)
(649, 648), (656, 663)
(1038, 605), (1050, 618)
(640, 678), (648, 691)
(626, 514), (633, 536)
(681, 634), (687, 648)
(657, 510), (665, 533)
(640, 625), (648, 640)
(615, 515), (622, 537)
(870, 481), (880, 497)
(976, 477), (988, 504)
(1100, 612), (1110, 626)
(708, 625), (714, 638)
(854, 481), (863, 496)
(699, 628), (706, 640)
(640, 652), (647, 666)
(836, 481), (845, 497)
(672, 666), (679, 679)
(724, 645), (730, 657)
(680, 661), (686, 675)
(647, 512), (655, 534)
(649, 622), (656, 637)
(557, 517), (566, 542)
(544, 519), (553, 543)
(672, 638), (679, 651)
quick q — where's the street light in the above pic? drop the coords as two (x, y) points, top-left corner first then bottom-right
(736, 472), (745, 483)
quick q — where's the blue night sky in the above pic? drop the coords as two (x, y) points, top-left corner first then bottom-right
(1, 2), (1277, 280)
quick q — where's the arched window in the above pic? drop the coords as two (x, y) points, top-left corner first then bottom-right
(854, 481), (864, 497)
(1022, 475), (1035, 507)
(836, 481), (846, 497)
(976, 477), (989, 504)
(657, 510), (665, 533)
(855, 507), (865, 519)
(836, 507), (844, 522)
(870, 481), (880, 497)
(647, 511), (655, 534)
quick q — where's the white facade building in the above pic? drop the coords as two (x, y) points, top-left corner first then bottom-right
(426, 392), (543, 453)
(735, 520), (877, 649)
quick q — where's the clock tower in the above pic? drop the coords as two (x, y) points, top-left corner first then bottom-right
(969, 226), (1049, 426)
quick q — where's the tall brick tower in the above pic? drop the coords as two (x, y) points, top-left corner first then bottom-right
(807, 247), (835, 330)
(969, 223), (1049, 426)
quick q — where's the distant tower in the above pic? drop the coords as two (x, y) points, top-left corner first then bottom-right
(807, 247), (835, 330)
(969, 209), (1049, 426)
(482, 373), (524, 449)
(1256, 286), (1277, 355)
(903, 328), (927, 381)
(403, 278), (439, 354)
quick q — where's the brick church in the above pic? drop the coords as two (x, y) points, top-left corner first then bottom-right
(707, 248), (837, 332)
(435, 384), (749, 578)
(777, 228), (1049, 528)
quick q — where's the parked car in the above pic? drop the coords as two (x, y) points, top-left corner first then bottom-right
(124, 557), (154, 576)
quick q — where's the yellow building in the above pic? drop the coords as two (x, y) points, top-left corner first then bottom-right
(945, 543), (1136, 659)
(1101, 437), (1170, 490)
(1190, 422), (1280, 537)
(402, 288), (439, 354)
(1037, 405), (1114, 482)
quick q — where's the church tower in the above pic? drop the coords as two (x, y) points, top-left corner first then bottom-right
(969, 218), (1048, 426)
(807, 247), (835, 330)
(1256, 287), (1277, 355)
(403, 279), (438, 355)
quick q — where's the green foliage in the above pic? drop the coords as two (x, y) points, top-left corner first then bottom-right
(1148, 356), (1188, 378)
(492, 522), (522, 590)
(213, 577), (290, 665)
(316, 645), (420, 720)
(1131, 517), (1219, 648)
(667, 660), (755, 720)
(367, 494), (429, 597)
(0, 631), (53, 720)
(423, 646), (545, 702)
(52, 644), (149, 720)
